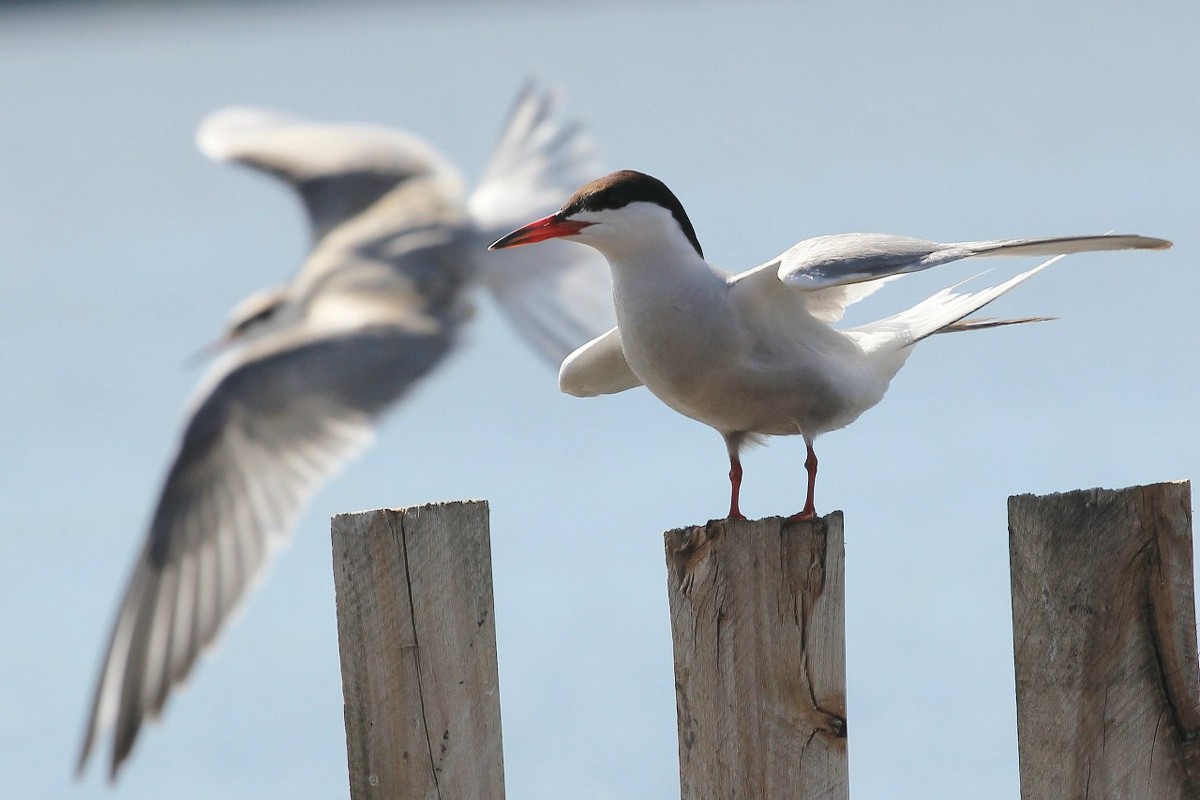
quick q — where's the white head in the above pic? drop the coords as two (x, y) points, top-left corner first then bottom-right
(489, 169), (704, 261)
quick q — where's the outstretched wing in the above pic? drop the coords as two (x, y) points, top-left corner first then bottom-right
(774, 232), (1169, 290)
(467, 81), (616, 365)
(196, 107), (466, 243)
(733, 232), (1171, 323)
(78, 323), (454, 780)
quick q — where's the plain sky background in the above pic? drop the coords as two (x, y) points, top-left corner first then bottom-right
(2, 2), (1197, 798)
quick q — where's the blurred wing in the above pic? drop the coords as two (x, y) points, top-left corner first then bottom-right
(196, 107), (466, 242)
(78, 324), (454, 780)
(733, 232), (1170, 322)
(467, 81), (615, 364)
(468, 80), (599, 231)
(481, 241), (615, 365)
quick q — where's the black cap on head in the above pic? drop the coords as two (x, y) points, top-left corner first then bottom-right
(561, 170), (703, 257)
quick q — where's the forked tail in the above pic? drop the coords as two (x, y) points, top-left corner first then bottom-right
(845, 254), (1067, 354)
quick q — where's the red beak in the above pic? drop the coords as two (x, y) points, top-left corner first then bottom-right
(488, 213), (593, 250)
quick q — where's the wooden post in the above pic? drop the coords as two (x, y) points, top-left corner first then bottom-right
(1009, 481), (1200, 799)
(331, 500), (504, 800)
(665, 513), (849, 800)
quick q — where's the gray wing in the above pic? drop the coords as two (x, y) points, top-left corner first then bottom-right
(772, 232), (1171, 291)
(77, 324), (455, 780)
(468, 81), (616, 365)
(196, 107), (467, 243)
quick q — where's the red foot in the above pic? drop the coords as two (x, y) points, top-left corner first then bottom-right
(786, 508), (817, 522)
(726, 511), (747, 521)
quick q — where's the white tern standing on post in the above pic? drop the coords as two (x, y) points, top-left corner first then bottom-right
(78, 83), (614, 781)
(490, 169), (1170, 520)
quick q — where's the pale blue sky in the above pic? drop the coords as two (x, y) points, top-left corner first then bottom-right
(2, 2), (1197, 799)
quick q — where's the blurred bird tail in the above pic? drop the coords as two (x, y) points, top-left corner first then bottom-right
(468, 81), (616, 366)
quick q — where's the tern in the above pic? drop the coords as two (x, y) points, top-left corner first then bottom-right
(78, 83), (613, 781)
(491, 169), (1171, 520)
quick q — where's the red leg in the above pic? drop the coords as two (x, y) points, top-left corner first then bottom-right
(727, 452), (746, 520)
(788, 438), (818, 521)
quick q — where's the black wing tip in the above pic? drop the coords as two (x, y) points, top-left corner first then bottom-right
(73, 747), (91, 782)
(72, 729), (130, 786)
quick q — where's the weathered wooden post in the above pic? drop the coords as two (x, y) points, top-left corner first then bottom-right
(1009, 481), (1200, 799)
(665, 513), (849, 800)
(331, 500), (505, 800)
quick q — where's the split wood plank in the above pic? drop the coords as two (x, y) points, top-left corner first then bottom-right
(331, 500), (504, 800)
(665, 513), (849, 800)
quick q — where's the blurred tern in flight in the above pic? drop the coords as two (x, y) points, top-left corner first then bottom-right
(491, 169), (1171, 520)
(78, 83), (613, 780)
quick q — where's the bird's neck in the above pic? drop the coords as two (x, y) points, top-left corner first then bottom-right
(592, 233), (733, 400)
(593, 224), (716, 303)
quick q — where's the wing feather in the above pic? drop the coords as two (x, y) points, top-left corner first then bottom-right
(558, 327), (642, 398)
(468, 82), (616, 365)
(196, 106), (466, 243)
(773, 232), (1169, 291)
(78, 324), (454, 779)
(733, 232), (1169, 323)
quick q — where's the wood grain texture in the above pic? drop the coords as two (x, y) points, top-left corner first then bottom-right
(331, 500), (504, 800)
(665, 513), (848, 800)
(1009, 481), (1200, 800)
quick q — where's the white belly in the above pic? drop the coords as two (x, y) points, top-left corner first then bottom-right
(617, 291), (889, 439)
